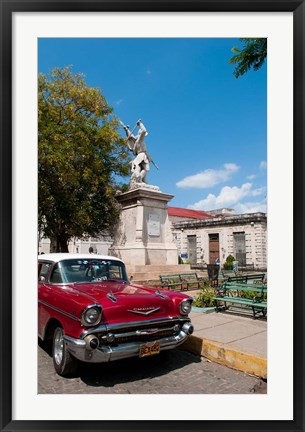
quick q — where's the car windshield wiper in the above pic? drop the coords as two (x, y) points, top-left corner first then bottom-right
(102, 278), (126, 283)
(73, 278), (127, 284)
(71, 281), (88, 285)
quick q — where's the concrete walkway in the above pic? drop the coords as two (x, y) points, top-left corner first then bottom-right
(181, 289), (267, 378)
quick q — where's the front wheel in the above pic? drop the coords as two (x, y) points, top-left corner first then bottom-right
(52, 327), (78, 377)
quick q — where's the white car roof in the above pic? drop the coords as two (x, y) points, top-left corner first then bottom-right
(38, 253), (123, 264)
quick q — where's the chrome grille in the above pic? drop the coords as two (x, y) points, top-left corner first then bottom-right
(98, 320), (186, 346)
(114, 328), (175, 344)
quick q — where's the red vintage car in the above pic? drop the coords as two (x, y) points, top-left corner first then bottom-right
(38, 253), (194, 376)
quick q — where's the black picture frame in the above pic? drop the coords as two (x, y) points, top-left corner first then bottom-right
(1, 1), (304, 431)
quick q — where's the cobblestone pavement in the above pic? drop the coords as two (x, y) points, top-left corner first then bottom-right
(38, 340), (267, 394)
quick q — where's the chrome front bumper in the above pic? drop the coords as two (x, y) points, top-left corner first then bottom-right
(63, 323), (193, 363)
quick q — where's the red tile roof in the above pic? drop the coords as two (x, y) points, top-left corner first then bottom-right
(168, 207), (212, 220)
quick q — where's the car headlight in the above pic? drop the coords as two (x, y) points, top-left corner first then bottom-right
(179, 298), (193, 315)
(81, 305), (102, 326)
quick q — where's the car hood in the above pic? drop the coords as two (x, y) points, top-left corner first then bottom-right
(70, 281), (183, 325)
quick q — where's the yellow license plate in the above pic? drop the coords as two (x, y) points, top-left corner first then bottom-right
(139, 341), (160, 358)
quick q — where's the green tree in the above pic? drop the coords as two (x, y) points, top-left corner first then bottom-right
(229, 38), (267, 78)
(38, 66), (130, 252)
(224, 254), (236, 270)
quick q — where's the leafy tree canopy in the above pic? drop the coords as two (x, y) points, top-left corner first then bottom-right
(229, 38), (267, 78)
(38, 66), (130, 252)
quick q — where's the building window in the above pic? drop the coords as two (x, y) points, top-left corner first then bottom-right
(233, 232), (246, 266)
(187, 235), (197, 265)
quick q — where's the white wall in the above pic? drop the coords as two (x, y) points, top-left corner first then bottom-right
(171, 216), (267, 269)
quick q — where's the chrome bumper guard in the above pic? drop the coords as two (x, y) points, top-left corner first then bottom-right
(63, 322), (193, 363)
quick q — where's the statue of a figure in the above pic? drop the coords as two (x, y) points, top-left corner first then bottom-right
(122, 120), (151, 184)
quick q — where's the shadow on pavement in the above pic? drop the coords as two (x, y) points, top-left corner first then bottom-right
(214, 310), (267, 321)
(38, 338), (202, 387)
(78, 349), (202, 388)
(38, 338), (52, 355)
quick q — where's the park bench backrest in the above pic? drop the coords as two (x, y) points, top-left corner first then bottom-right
(222, 281), (267, 294)
(179, 273), (198, 281)
(160, 274), (181, 282)
(222, 269), (237, 278)
(226, 273), (265, 283)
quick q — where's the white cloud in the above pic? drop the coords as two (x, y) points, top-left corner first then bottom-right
(176, 163), (239, 189)
(247, 174), (256, 180)
(146, 68), (152, 75)
(234, 200), (267, 214)
(251, 186), (265, 196)
(260, 160), (267, 170)
(188, 183), (266, 213)
(115, 99), (124, 106)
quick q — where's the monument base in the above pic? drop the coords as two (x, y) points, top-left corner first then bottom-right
(126, 263), (191, 284)
(109, 186), (179, 268)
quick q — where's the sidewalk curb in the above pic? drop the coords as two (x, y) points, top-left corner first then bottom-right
(182, 335), (267, 379)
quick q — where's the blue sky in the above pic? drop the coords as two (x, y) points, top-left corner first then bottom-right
(38, 38), (267, 214)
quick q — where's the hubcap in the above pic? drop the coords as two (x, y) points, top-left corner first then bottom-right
(54, 329), (64, 365)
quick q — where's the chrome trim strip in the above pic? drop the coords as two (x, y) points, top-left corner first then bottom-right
(155, 290), (167, 299)
(103, 324), (178, 340)
(127, 307), (160, 316)
(107, 291), (117, 303)
(80, 324), (108, 339)
(80, 316), (190, 338)
(182, 297), (193, 303)
(38, 299), (81, 322)
(108, 316), (190, 330)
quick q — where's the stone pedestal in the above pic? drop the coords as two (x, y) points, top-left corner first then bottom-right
(109, 186), (179, 273)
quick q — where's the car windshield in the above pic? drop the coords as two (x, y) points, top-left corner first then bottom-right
(49, 258), (128, 284)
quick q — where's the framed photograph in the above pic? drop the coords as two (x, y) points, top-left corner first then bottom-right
(1, 1), (304, 431)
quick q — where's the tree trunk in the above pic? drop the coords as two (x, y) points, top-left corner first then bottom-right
(50, 236), (69, 253)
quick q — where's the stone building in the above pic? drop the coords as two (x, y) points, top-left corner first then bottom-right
(170, 209), (267, 270)
(38, 234), (113, 255)
(39, 206), (267, 272)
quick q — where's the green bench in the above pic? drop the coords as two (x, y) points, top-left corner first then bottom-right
(214, 281), (267, 319)
(159, 274), (183, 290)
(221, 269), (238, 279)
(159, 273), (204, 291)
(179, 273), (204, 290)
(224, 273), (266, 284)
(217, 269), (238, 285)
